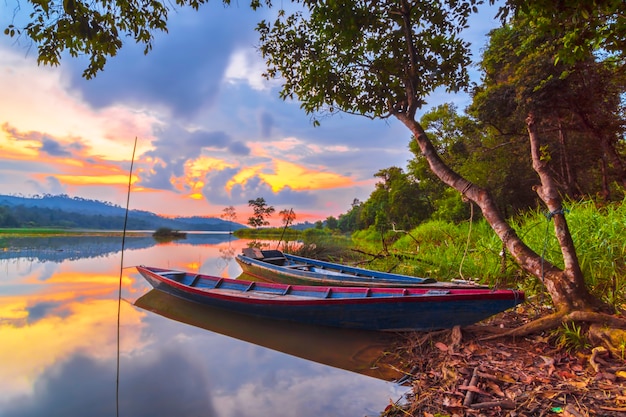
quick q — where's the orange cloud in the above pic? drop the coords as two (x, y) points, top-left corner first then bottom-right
(225, 160), (354, 193)
(260, 160), (354, 191)
(53, 174), (140, 186)
(186, 156), (235, 177)
(0, 125), (42, 159)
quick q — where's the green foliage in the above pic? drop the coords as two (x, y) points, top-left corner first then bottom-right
(498, 0), (626, 67)
(0, 206), (19, 227)
(290, 232), (356, 263)
(552, 322), (590, 353)
(0, 204), (150, 229)
(336, 198), (364, 233)
(470, 16), (625, 203)
(152, 227), (186, 241)
(325, 215), (338, 230)
(351, 200), (625, 305)
(358, 167), (433, 231)
(258, 0), (479, 119)
(235, 226), (299, 239)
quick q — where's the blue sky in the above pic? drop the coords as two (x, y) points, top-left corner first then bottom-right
(0, 2), (499, 225)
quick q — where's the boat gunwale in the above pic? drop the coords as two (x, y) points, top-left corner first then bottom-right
(137, 266), (524, 307)
(239, 252), (434, 282)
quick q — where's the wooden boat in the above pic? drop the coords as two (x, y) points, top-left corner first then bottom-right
(136, 265), (524, 332)
(235, 248), (485, 288)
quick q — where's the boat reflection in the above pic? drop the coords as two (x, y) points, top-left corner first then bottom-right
(134, 289), (407, 383)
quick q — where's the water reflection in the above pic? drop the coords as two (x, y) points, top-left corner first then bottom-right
(0, 234), (406, 417)
(134, 289), (404, 382)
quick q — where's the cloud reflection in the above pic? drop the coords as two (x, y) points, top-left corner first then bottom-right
(1, 351), (218, 417)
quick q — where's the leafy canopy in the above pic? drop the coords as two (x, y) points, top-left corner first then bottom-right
(257, 0), (479, 122)
(495, 0), (625, 66)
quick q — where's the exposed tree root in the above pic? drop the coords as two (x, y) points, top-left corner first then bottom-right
(479, 310), (626, 341)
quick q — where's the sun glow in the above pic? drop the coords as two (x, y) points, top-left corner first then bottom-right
(260, 160), (354, 191)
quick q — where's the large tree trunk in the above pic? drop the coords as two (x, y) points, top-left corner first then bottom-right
(526, 113), (602, 311)
(395, 112), (603, 312)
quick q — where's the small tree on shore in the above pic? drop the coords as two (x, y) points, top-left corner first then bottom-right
(279, 208), (296, 228)
(247, 197), (275, 228)
(220, 206), (237, 232)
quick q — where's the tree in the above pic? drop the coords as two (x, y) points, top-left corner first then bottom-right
(410, 103), (540, 221)
(257, 0), (625, 334)
(325, 215), (338, 230)
(279, 208), (296, 227)
(360, 166), (432, 230)
(247, 197), (275, 228)
(220, 205), (237, 232)
(470, 22), (625, 200)
(337, 198), (364, 233)
(3, 0), (270, 78)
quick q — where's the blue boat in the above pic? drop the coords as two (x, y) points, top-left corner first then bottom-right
(236, 248), (485, 288)
(136, 265), (524, 332)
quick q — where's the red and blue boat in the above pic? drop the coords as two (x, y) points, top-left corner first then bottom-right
(136, 265), (524, 332)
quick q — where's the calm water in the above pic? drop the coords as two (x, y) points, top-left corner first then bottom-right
(0, 234), (408, 417)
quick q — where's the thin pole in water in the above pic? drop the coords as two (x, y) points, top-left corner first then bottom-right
(117, 137), (137, 417)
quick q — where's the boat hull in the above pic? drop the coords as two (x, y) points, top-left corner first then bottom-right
(136, 266), (524, 332)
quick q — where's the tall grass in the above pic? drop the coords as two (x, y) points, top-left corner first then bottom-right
(351, 199), (625, 306)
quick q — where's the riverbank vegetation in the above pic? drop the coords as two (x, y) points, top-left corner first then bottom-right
(243, 199), (625, 310)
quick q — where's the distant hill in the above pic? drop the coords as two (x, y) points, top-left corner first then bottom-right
(0, 194), (247, 231)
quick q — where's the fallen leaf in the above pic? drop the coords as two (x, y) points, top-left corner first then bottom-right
(486, 380), (505, 397)
(435, 342), (448, 352)
(567, 380), (589, 389)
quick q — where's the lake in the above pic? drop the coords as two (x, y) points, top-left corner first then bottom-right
(0, 233), (409, 417)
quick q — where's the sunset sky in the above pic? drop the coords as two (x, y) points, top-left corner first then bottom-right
(0, 2), (498, 226)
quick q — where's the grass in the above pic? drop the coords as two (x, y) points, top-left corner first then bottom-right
(349, 199), (625, 307)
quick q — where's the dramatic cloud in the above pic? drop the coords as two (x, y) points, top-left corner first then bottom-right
(64, 6), (267, 119)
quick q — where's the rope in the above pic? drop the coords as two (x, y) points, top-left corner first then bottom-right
(458, 201), (474, 280)
(117, 137), (137, 417)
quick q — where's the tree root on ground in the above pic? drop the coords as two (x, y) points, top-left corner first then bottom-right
(479, 310), (626, 339)
(475, 310), (626, 357)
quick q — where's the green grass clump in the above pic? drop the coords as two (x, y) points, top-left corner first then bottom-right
(350, 199), (625, 307)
